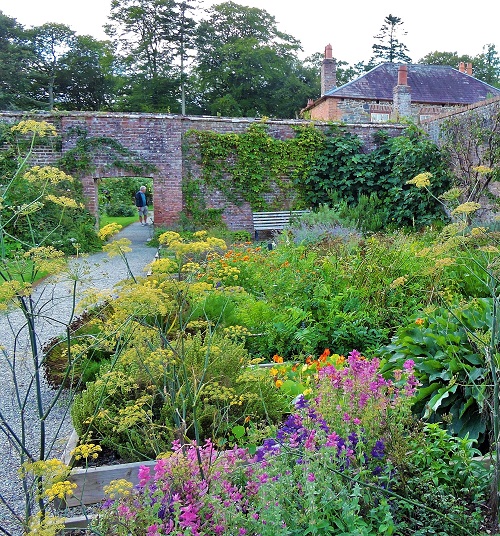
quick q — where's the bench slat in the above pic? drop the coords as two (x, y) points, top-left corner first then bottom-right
(252, 210), (309, 238)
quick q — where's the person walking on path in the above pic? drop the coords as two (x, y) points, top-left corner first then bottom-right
(135, 185), (149, 225)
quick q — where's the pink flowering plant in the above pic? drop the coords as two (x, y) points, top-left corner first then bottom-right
(92, 350), (487, 535)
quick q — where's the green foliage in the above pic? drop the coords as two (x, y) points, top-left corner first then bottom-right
(187, 122), (325, 210)
(57, 126), (156, 177)
(71, 330), (287, 460)
(392, 422), (488, 535)
(180, 174), (225, 229)
(297, 124), (451, 229)
(378, 299), (494, 447)
(192, 2), (319, 118)
(0, 121), (101, 254)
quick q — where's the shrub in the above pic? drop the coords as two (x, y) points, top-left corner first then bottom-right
(378, 299), (494, 449)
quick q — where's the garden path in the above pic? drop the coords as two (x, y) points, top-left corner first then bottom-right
(0, 219), (156, 535)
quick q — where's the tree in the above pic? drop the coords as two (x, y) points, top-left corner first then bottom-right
(418, 50), (472, 68)
(55, 35), (117, 110)
(27, 23), (75, 110)
(472, 44), (500, 88)
(105, 0), (198, 113)
(171, 1), (198, 115)
(0, 11), (36, 110)
(371, 14), (411, 64)
(192, 2), (316, 118)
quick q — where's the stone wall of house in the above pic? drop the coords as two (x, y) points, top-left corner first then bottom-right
(0, 111), (404, 232)
(310, 98), (462, 124)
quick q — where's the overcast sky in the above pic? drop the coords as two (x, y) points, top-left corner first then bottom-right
(1, 0), (499, 66)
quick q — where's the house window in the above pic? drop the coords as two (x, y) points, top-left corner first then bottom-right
(371, 113), (389, 123)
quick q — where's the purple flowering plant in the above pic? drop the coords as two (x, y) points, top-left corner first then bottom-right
(92, 350), (419, 535)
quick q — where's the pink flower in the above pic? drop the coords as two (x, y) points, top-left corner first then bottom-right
(307, 472), (316, 482)
(117, 504), (135, 521)
(147, 524), (161, 536)
(304, 430), (316, 450)
(138, 464), (152, 487)
(154, 458), (168, 480)
(403, 359), (415, 371)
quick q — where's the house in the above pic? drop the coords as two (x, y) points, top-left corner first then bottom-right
(302, 44), (500, 123)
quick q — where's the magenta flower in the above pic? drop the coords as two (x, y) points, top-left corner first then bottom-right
(138, 464), (152, 487)
(307, 473), (316, 482)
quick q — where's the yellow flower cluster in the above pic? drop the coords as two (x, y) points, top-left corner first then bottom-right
(114, 395), (153, 432)
(472, 165), (493, 174)
(181, 261), (202, 273)
(144, 348), (177, 374)
(479, 245), (500, 253)
(451, 202), (481, 215)
(44, 194), (82, 209)
(11, 120), (57, 137)
(70, 443), (102, 461)
(11, 201), (44, 215)
(98, 222), (123, 241)
(0, 280), (32, 310)
(102, 238), (132, 257)
(21, 459), (71, 497)
(103, 478), (133, 499)
(26, 513), (65, 536)
(23, 246), (65, 273)
(45, 480), (77, 501)
(223, 325), (251, 340)
(149, 257), (178, 274)
(406, 172), (432, 188)
(439, 187), (463, 202)
(434, 257), (455, 268)
(186, 319), (211, 333)
(470, 227), (487, 236)
(159, 231), (182, 247)
(389, 275), (408, 289)
(23, 165), (73, 184)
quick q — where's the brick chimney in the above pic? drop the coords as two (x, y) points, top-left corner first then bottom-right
(466, 62), (473, 75)
(459, 61), (465, 73)
(391, 65), (412, 120)
(321, 43), (337, 96)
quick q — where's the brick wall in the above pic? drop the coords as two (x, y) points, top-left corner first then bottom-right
(0, 111), (404, 232)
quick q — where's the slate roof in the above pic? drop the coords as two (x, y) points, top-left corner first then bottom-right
(324, 63), (500, 105)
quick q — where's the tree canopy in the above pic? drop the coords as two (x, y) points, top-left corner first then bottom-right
(0, 5), (499, 115)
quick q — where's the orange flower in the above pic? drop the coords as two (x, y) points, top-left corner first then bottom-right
(291, 363), (298, 372)
(305, 355), (313, 365)
(244, 416), (251, 424)
(415, 318), (425, 326)
(275, 379), (283, 388)
(272, 354), (284, 363)
(319, 348), (331, 362)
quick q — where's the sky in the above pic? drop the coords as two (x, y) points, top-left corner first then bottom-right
(1, 0), (499, 66)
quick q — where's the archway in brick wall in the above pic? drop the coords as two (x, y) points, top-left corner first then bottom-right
(0, 111), (406, 233)
(94, 176), (155, 228)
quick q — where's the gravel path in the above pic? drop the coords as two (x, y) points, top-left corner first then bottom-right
(0, 221), (157, 535)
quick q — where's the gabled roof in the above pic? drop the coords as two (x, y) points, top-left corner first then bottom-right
(324, 63), (500, 105)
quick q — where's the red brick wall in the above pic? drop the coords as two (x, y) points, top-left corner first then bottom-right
(0, 111), (405, 231)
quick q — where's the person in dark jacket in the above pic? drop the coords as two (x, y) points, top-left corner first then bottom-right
(135, 185), (148, 225)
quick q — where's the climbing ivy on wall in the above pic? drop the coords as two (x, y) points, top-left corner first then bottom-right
(186, 122), (326, 210)
(57, 126), (157, 176)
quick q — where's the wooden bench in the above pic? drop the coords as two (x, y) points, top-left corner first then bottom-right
(252, 210), (310, 239)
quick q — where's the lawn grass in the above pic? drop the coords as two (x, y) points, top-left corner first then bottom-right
(99, 215), (138, 229)
(0, 260), (50, 285)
